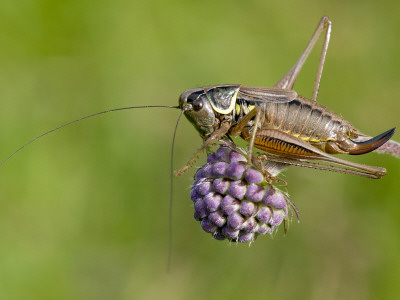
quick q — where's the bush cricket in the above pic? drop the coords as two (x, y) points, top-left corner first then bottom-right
(177, 16), (398, 179)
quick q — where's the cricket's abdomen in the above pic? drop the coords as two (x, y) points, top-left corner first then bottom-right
(262, 95), (355, 144)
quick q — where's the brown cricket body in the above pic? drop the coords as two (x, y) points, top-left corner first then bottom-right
(176, 16), (398, 179)
(238, 94), (395, 156)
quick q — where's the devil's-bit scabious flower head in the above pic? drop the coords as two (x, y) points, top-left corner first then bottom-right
(190, 145), (296, 242)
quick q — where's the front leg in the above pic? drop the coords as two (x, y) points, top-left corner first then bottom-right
(175, 121), (231, 176)
(229, 105), (264, 165)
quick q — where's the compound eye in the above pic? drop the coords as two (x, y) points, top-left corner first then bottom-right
(193, 98), (203, 111)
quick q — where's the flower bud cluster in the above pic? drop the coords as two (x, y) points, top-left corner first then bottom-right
(190, 145), (291, 242)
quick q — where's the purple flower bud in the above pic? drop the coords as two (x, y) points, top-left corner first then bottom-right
(263, 189), (287, 210)
(212, 178), (230, 194)
(190, 187), (201, 203)
(195, 168), (204, 180)
(258, 223), (273, 235)
(238, 232), (255, 243)
(221, 195), (240, 215)
(215, 146), (231, 162)
(226, 162), (246, 180)
(242, 217), (259, 233)
(194, 200), (207, 219)
(222, 226), (239, 240)
(207, 153), (217, 164)
(201, 164), (213, 178)
(245, 184), (266, 202)
(240, 201), (257, 217)
(256, 206), (272, 223)
(229, 151), (246, 163)
(228, 180), (247, 200)
(208, 211), (226, 227)
(212, 162), (229, 177)
(270, 210), (285, 226)
(203, 192), (222, 212)
(244, 168), (264, 184)
(227, 212), (245, 230)
(196, 179), (213, 196)
(201, 219), (217, 233)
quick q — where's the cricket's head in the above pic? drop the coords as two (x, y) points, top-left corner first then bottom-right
(179, 87), (216, 137)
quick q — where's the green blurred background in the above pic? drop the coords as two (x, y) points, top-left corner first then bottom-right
(0, 1), (399, 299)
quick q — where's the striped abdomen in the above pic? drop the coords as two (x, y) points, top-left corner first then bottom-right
(261, 96), (355, 143)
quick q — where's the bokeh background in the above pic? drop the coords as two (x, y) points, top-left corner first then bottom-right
(0, 1), (399, 299)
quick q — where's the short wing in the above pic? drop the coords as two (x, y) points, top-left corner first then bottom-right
(238, 86), (298, 103)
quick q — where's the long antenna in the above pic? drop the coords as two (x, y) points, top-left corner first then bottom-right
(0, 105), (179, 168)
(167, 108), (186, 272)
(2, 103), (184, 270)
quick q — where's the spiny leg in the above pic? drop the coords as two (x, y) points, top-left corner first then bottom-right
(274, 16), (332, 102)
(229, 105), (264, 166)
(175, 121), (231, 176)
(220, 138), (247, 156)
(252, 128), (387, 179)
(246, 108), (263, 165)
